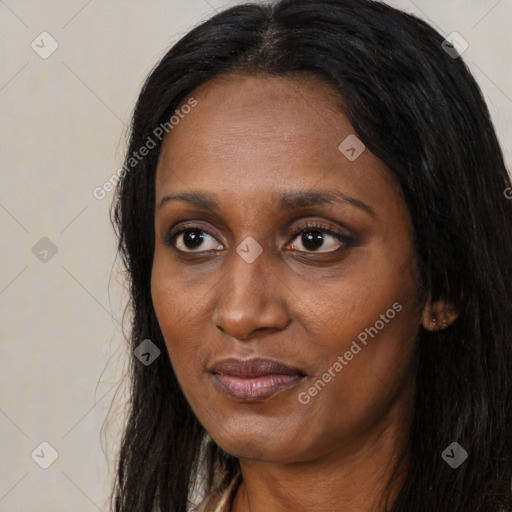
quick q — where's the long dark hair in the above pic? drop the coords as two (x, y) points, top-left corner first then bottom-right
(109, 0), (512, 510)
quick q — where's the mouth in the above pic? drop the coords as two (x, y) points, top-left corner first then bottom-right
(208, 357), (306, 402)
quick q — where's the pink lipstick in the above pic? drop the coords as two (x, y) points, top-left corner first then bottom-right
(208, 357), (305, 401)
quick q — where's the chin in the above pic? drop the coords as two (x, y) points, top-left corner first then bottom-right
(206, 418), (309, 463)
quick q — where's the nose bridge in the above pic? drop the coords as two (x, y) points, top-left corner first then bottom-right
(212, 241), (289, 339)
(220, 243), (271, 311)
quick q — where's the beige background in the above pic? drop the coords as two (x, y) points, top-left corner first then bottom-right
(0, 0), (511, 510)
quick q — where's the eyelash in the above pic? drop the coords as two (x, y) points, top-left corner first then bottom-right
(164, 220), (355, 254)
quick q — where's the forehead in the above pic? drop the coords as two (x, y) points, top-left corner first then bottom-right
(155, 73), (397, 210)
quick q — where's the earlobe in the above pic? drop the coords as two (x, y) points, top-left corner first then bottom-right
(421, 296), (459, 331)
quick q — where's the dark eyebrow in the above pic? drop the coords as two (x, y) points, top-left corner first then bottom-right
(158, 190), (375, 217)
(275, 190), (375, 217)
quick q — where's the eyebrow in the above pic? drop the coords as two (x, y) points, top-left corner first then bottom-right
(158, 190), (376, 217)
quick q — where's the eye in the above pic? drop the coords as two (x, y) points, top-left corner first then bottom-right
(167, 227), (224, 253)
(287, 221), (353, 253)
(164, 221), (354, 254)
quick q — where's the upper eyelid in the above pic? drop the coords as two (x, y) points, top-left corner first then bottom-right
(164, 215), (350, 234)
(167, 219), (346, 237)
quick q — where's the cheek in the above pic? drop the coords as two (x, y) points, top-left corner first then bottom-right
(151, 247), (203, 319)
(290, 245), (421, 408)
(290, 252), (419, 352)
(296, 282), (419, 402)
(289, 288), (419, 456)
(150, 257), (202, 385)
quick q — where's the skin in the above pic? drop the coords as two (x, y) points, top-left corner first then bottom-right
(151, 73), (456, 512)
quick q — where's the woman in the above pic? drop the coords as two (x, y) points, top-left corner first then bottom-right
(109, 0), (512, 511)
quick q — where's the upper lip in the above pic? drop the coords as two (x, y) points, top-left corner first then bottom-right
(209, 357), (305, 378)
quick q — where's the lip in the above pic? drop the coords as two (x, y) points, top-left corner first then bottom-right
(209, 357), (304, 377)
(208, 357), (306, 402)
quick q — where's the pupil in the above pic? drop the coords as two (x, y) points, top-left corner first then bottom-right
(183, 230), (204, 249)
(303, 230), (323, 250)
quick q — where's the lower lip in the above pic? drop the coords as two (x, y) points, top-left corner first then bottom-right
(211, 373), (304, 401)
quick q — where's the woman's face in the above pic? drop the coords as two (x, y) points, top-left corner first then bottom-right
(151, 73), (424, 463)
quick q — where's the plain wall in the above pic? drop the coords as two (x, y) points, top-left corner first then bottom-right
(1, 0), (511, 510)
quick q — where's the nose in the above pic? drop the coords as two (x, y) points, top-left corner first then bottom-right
(211, 245), (290, 341)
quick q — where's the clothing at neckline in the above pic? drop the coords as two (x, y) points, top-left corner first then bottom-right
(193, 471), (242, 512)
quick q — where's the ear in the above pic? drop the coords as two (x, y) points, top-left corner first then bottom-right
(421, 295), (459, 331)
